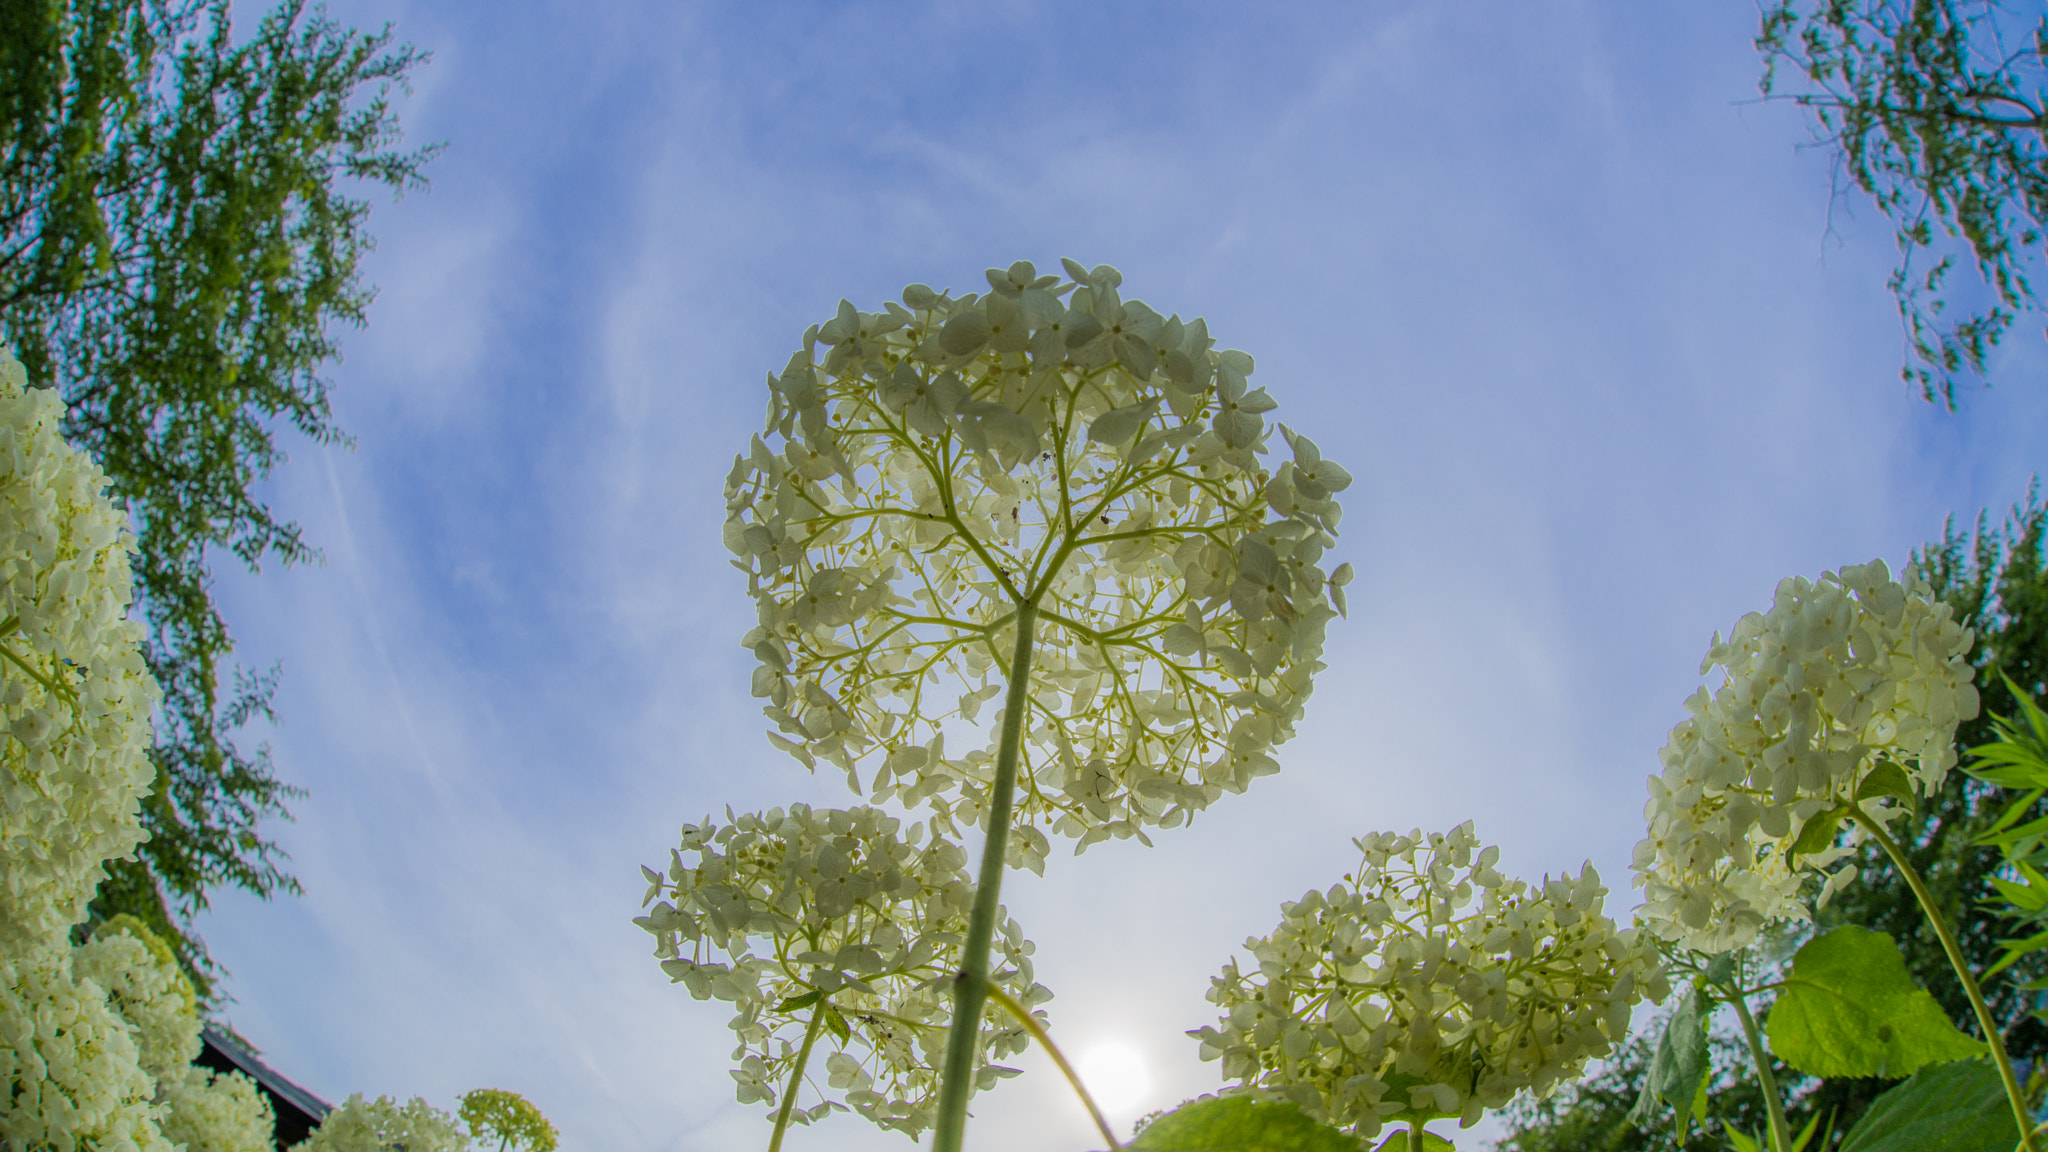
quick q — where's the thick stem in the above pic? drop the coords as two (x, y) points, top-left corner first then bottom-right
(768, 1007), (827, 1152)
(931, 602), (1039, 1152)
(981, 976), (1121, 1150)
(1723, 985), (1794, 1152)
(1850, 805), (2041, 1152)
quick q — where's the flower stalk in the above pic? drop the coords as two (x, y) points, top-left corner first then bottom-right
(932, 602), (1039, 1152)
(767, 1009), (826, 1152)
(1721, 984), (1793, 1152)
(981, 974), (1122, 1150)
(1849, 804), (2040, 1152)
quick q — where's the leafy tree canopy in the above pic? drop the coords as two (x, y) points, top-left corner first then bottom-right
(2, 0), (434, 993)
(1760, 0), (2048, 405)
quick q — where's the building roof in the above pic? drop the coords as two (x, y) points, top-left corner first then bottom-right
(197, 1024), (332, 1149)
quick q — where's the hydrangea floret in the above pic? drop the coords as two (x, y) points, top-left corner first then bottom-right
(0, 347), (161, 952)
(1192, 823), (1666, 1142)
(724, 260), (1351, 863)
(636, 804), (1050, 1139)
(1631, 560), (1979, 952)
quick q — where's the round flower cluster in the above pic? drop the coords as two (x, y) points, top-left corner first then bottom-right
(161, 1068), (276, 1152)
(1192, 824), (1666, 1140)
(0, 943), (172, 1152)
(1632, 561), (1979, 953)
(295, 1094), (468, 1152)
(0, 347), (161, 951)
(724, 260), (1352, 863)
(72, 917), (202, 1082)
(636, 804), (1052, 1138)
(73, 916), (276, 1152)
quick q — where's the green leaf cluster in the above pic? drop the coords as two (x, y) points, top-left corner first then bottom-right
(1759, 1), (2048, 405)
(3, 0), (434, 994)
(1765, 926), (1984, 1078)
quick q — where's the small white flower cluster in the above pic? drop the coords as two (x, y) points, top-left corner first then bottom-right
(1193, 824), (1666, 1140)
(1632, 561), (1980, 953)
(636, 804), (1051, 1137)
(73, 918), (276, 1152)
(0, 348), (161, 953)
(724, 260), (1351, 863)
(0, 942), (172, 1152)
(295, 1094), (469, 1152)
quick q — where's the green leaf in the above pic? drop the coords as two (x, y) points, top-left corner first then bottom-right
(1128, 1096), (1356, 1152)
(1837, 1060), (2020, 1152)
(1766, 926), (1985, 1078)
(1855, 762), (1917, 812)
(1628, 987), (1711, 1141)
(1370, 1131), (1455, 1152)
(821, 1005), (851, 1045)
(1786, 803), (1852, 866)
(774, 990), (823, 1013)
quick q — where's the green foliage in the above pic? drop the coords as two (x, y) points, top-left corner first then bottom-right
(457, 1088), (558, 1152)
(1835, 1059), (2019, 1152)
(1965, 672), (2048, 975)
(1765, 926), (1984, 1078)
(1127, 1096), (1358, 1152)
(0, 0), (434, 989)
(1758, 1), (2048, 404)
(1629, 987), (1711, 1143)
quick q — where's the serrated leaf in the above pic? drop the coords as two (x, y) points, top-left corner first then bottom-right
(1855, 762), (1917, 811)
(1786, 803), (1852, 866)
(1128, 1096), (1356, 1152)
(1766, 925), (1985, 1078)
(1629, 987), (1711, 1141)
(1837, 1060), (2020, 1152)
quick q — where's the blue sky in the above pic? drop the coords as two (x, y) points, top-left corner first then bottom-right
(187, 2), (2047, 1150)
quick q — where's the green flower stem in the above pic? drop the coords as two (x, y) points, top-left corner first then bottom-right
(768, 1007), (827, 1152)
(1850, 804), (2041, 1152)
(932, 600), (1040, 1152)
(981, 974), (1122, 1150)
(1722, 983), (1794, 1152)
(1408, 1118), (1427, 1150)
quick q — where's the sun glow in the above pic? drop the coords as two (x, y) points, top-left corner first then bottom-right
(1076, 1041), (1151, 1115)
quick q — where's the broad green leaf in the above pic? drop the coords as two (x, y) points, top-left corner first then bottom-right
(1704, 953), (1738, 985)
(821, 1005), (851, 1045)
(1837, 1060), (2020, 1152)
(1628, 987), (1710, 1141)
(1128, 1096), (1356, 1152)
(774, 990), (822, 1012)
(1855, 762), (1917, 811)
(1786, 803), (1851, 866)
(1766, 926), (1985, 1077)
(1371, 1130), (1454, 1152)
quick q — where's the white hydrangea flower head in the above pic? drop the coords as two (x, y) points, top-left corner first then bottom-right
(0, 346), (161, 951)
(1631, 561), (1979, 953)
(727, 261), (1352, 866)
(0, 943), (176, 1152)
(291, 1094), (468, 1152)
(73, 915), (203, 1084)
(636, 804), (1052, 1138)
(1191, 824), (1667, 1141)
(159, 1067), (275, 1152)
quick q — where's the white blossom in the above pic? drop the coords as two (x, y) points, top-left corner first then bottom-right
(1632, 561), (1979, 952)
(636, 804), (1052, 1138)
(291, 1094), (468, 1152)
(159, 1067), (275, 1152)
(72, 917), (201, 1084)
(0, 347), (161, 953)
(0, 942), (175, 1152)
(1192, 824), (1666, 1140)
(725, 262), (1349, 865)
